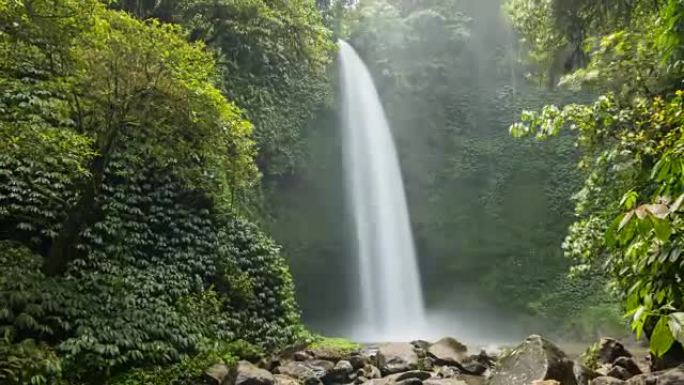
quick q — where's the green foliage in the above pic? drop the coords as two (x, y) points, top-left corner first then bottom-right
(0, 339), (62, 385)
(508, 0), (684, 356)
(0, 0), (309, 383)
(111, 340), (261, 385)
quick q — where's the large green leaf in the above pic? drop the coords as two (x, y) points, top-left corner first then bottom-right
(651, 316), (676, 357)
(669, 312), (684, 345)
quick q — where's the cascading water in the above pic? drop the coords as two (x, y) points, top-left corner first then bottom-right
(338, 40), (426, 340)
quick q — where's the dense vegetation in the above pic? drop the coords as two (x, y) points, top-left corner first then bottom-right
(0, 0), (333, 383)
(506, 0), (684, 362)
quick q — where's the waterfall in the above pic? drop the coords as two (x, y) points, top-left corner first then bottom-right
(338, 40), (426, 341)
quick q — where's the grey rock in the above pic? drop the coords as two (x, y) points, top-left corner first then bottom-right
(488, 335), (578, 385)
(392, 370), (432, 382)
(459, 360), (486, 376)
(378, 343), (420, 375)
(236, 361), (275, 385)
(412, 340), (432, 350)
(428, 338), (468, 366)
(295, 351), (314, 362)
(574, 363), (600, 385)
(625, 365), (684, 385)
(589, 377), (625, 385)
(423, 378), (468, 385)
(436, 366), (458, 379)
(596, 339), (632, 366)
(612, 357), (642, 376)
(349, 353), (371, 370)
(329, 360), (355, 383)
(276, 360), (335, 384)
(394, 379), (423, 385)
(274, 374), (299, 385)
(606, 366), (631, 381)
(205, 363), (234, 385)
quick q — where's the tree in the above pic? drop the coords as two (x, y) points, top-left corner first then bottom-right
(507, 0), (684, 361)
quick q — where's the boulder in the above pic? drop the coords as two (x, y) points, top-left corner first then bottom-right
(605, 366), (631, 381)
(612, 357), (641, 377)
(596, 339), (632, 365)
(423, 378), (468, 385)
(329, 360), (354, 383)
(274, 375), (299, 385)
(276, 360), (335, 385)
(236, 361), (275, 385)
(589, 377), (625, 385)
(453, 374), (484, 385)
(436, 366), (457, 379)
(488, 335), (578, 385)
(378, 343), (420, 375)
(428, 338), (468, 365)
(357, 364), (382, 380)
(394, 379), (424, 385)
(349, 353), (371, 370)
(412, 340), (432, 350)
(459, 360), (487, 376)
(392, 370), (432, 382)
(624, 365), (684, 385)
(295, 351), (314, 362)
(205, 363), (235, 385)
(532, 381), (561, 385)
(574, 363), (600, 385)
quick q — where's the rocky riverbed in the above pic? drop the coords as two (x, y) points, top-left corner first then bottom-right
(204, 335), (683, 385)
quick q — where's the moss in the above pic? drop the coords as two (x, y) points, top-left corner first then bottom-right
(308, 337), (361, 354)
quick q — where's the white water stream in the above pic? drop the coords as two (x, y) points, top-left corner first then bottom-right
(339, 40), (426, 340)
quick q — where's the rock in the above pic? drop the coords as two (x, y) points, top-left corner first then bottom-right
(378, 343), (420, 375)
(295, 351), (314, 361)
(589, 377), (625, 385)
(423, 378), (468, 385)
(624, 365), (684, 385)
(532, 381), (561, 385)
(612, 357), (641, 377)
(276, 360), (335, 384)
(436, 366), (457, 379)
(596, 339), (632, 365)
(412, 340), (432, 350)
(355, 376), (368, 385)
(453, 374), (484, 385)
(606, 366), (631, 381)
(488, 335), (577, 385)
(349, 353), (371, 370)
(395, 379), (424, 385)
(574, 363), (600, 385)
(459, 360), (486, 376)
(428, 338), (468, 365)
(357, 364), (382, 380)
(205, 363), (234, 385)
(392, 370), (432, 382)
(236, 361), (275, 385)
(329, 360), (354, 383)
(274, 374), (299, 385)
